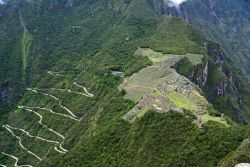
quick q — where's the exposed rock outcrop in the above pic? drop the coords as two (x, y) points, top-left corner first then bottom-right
(153, 0), (180, 16)
(197, 62), (208, 86)
(174, 42), (248, 124)
(65, 0), (74, 8)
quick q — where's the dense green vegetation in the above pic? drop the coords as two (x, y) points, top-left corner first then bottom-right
(0, 4), (24, 113)
(173, 57), (193, 76)
(180, 0), (250, 76)
(20, 13), (32, 83)
(219, 139), (250, 167)
(41, 111), (250, 167)
(174, 42), (250, 124)
(0, 0), (250, 166)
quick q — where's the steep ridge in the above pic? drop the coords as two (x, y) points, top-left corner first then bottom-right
(183, 0), (250, 76)
(0, 4), (24, 114)
(173, 42), (250, 124)
(0, 70), (94, 166)
(219, 139), (250, 167)
(119, 48), (228, 126)
(152, 0), (250, 124)
(0, 0), (249, 166)
(153, 0), (250, 76)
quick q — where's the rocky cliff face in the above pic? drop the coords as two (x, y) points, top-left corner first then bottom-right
(173, 42), (250, 124)
(188, 44), (247, 124)
(65, 0), (74, 8)
(152, 0), (250, 76)
(151, 0), (250, 124)
(153, 0), (180, 16)
(196, 61), (208, 86)
(0, 82), (22, 114)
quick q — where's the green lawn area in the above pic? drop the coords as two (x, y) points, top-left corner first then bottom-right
(168, 91), (199, 111)
(200, 114), (230, 127)
(121, 48), (231, 126)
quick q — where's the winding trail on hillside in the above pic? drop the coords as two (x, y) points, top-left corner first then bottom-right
(21, 106), (80, 121)
(42, 92), (77, 118)
(54, 147), (65, 154)
(58, 88), (89, 97)
(58, 144), (68, 153)
(16, 107), (69, 152)
(4, 125), (67, 153)
(32, 87), (93, 97)
(6, 124), (68, 154)
(26, 88), (38, 93)
(5, 124), (60, 144)
(2, 125), (42, 161)
(47, 71), (68, 77)
(26, 88), (78, 118)
(1, 152), (33, 167)
(17, 125), (68, 153)
(2, 74), (93, 163)
(7, 78), (93, 160)
(17, 106), (68, 154)
(16, 106), (68, 153)
(18, 106), (65, 140)
(74, 82), (94, 97)
(46, 70), (93, 97)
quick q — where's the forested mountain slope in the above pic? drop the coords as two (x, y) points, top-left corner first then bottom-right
(0, 3), (24, 114)
(0, 0), (249, 166)
(155, 0), (250, 76)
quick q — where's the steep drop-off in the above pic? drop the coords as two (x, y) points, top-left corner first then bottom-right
(0, 0), (249, 166)
(154, 0), (250, 77)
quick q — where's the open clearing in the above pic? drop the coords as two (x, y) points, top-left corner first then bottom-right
(120, 48), (229, 126)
